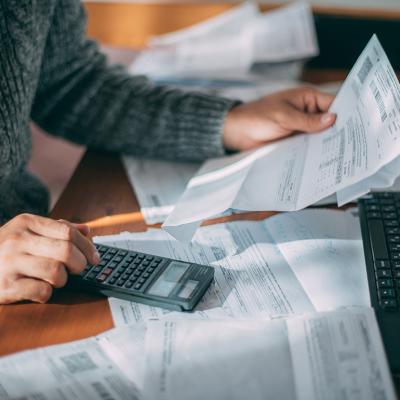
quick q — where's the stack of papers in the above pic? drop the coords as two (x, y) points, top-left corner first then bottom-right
(129, 2), (318, 78)
(0, 308), (395, 400)
(162, 35), (400, 241)
(96, 209), (368, 324)
(0, 209), (396, 399)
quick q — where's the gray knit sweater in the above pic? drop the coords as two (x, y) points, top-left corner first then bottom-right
(0, 0), (236, 223)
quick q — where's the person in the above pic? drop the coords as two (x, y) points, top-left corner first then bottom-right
(0, 0), (336, 305)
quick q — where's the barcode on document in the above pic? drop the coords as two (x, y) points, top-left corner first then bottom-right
(357, 56), (373, 84)
(370, 80), (388, 123)
(60, 351), (97, 374)
(92, 382), (116, 400)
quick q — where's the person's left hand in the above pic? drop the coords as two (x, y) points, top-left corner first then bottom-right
(222, 87), (336, 151)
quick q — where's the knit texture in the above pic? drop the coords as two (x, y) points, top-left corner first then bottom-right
(0, 0), (237, 223)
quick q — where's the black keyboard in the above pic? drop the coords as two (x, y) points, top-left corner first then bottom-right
(358, 192), (400, 372)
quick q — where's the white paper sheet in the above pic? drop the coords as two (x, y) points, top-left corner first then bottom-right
(142, 308), (395, 400)
(163, 35), (400, 241)
(96, 209), (368, 326)
(129, 2), (318, 78)
(122, 157), (200, 224)
(0, 334), (141, 400)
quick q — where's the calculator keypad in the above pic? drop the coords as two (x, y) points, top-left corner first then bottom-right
(81, 244), (163, 292)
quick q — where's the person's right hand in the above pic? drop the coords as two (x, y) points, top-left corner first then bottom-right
(0, 214), (100, 304)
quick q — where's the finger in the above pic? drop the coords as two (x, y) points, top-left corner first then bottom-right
(314, 91), (335, 112)
(59, 220), (90, 237)
(22, 233), (88, 275)
(11, 278), (53, 303)
(284, 107), (336, 133)
(58, 220), (99, 264)
(16, 255), (68, 288)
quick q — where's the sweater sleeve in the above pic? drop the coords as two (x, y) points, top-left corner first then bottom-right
(30, 1), (237, 162)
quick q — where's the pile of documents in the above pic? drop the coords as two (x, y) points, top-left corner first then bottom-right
(130, 2), (318, 79)
(161, 35), (400, 241)
(0, 209), (396, 399)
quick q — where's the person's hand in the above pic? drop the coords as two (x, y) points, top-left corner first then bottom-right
(0, 214), (100, 304)
(223, 87), (337, 151)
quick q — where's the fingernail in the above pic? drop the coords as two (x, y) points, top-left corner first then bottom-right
(321, 113), (335, 125)
(93, 251), (100, 264)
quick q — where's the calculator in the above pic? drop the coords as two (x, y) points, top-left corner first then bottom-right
(67, 243), (214, 311)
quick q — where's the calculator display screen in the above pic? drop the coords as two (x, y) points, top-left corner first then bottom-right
(147, 261), (189, 297)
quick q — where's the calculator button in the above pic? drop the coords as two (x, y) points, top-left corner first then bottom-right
(134, 283), (142, 290)
(393, 261), (400, 269)
(97, 274), (108, 283)
(104, 254), (112, 261)
(143, 272), (150, 278)
(377, 278), (393, 288)
(109, 277), (117, 284)
(142, 261), (150, 267)
(382, 206), (396, 212)
(109, 261), (118, 268)
(117, 279), (126, 286)
(113, 272), (121, 279)
(108, 249), (117, 254)
(394, 270), (400, 278)
(92, 266), (102, 273)
(126, 256), (135, 263)
(98, 260), (107, 267)
(376, 269), (392, 278)
(383, 212), (397, 219)
(125, 282), (133, 289)
(126, 268), (134, 274)
(138, 278), (146, 284)
(87, 272), (97, 280)
(119, 263), (129, 269)
(114, 256), (123, 262)
(118, 250), (128, 256)
(103, 268), (113, 275)
(367, 212), (381, 219)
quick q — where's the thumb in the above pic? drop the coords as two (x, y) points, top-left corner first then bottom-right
(288, 109), (336, 133)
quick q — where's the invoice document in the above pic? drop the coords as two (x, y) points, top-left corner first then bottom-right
(142, 308), (395, 400)
(130, 2), (318, 77)
(163, 35), (400, 241)
(0, 332), (141, 400)
(95, 209), (369, 326)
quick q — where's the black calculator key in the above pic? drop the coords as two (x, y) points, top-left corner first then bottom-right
(388, 235), (400, 243)
(143, 272), (150, 278)
(138, 278), (146, 284)
(108, 249), (117, 254)
(379, 288), (396, 299)
(383, 212), (397, 219)
(134, 283), (142, 290)
(104, 254), (112, 261)
(99, 260), (107, 267)
(375, 260), (391, 269)
(377, 269), (392, 278)
(114, 272), (121, 279)
(126, 256), (135, 263)
(97, 274), (108, 282)
(87, 272), (97, 280)
(117, 279), (126, 286)
(118, 250), (128, 256)
(394, 270), (400, 278)
(114, 256), (123, 262)
(122, 273), (130, 279)
(130, 276), (138, 283)
(380, 299), (398, 309)
(127, 268), (134, 274)
(378, 278), (394, 288)
(120, 263), (129, 269)
(109, 261), (118, 268)
(125, 282), (133, 289)
(109, 277), (117, 284)
(382, 206), (396, 212)
(92, 266), (102, 273)
(367, 212), (381, 219)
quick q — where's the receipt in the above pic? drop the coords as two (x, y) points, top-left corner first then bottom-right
(0, 335), (141, 400)
(163, 35), (400, 240)
(96, 209), (368, 326)
(142, 308), (395, 400)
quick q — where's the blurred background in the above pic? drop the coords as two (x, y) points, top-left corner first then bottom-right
(29, 0), (400, 208)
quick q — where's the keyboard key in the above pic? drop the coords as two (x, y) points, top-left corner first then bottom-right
(103, 254), (112, 261)
(367, 212), (381, 219)
(386, 227), (400, 235)
(99, 260), (107, 267)
(391, 252), (400, 260)
(138, 278), (146, 284)
(109, 261), (118, 268)
(380, 299), (398, 309)
(388, 235), (400, 244)
(379, 288), (396, 299)
(108, 249), (117, 255)
(392, 261), (400, 269)
(118, 250), (128, 256)
(377, 269), (392, 278)
(375, 260), (391, 269)
(114, 256), (123, 262)
(377, 278), (393, 288)
(125, 282), (133, 289)
(134, 283), (142, 290)
(384, 219), (399, 227)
